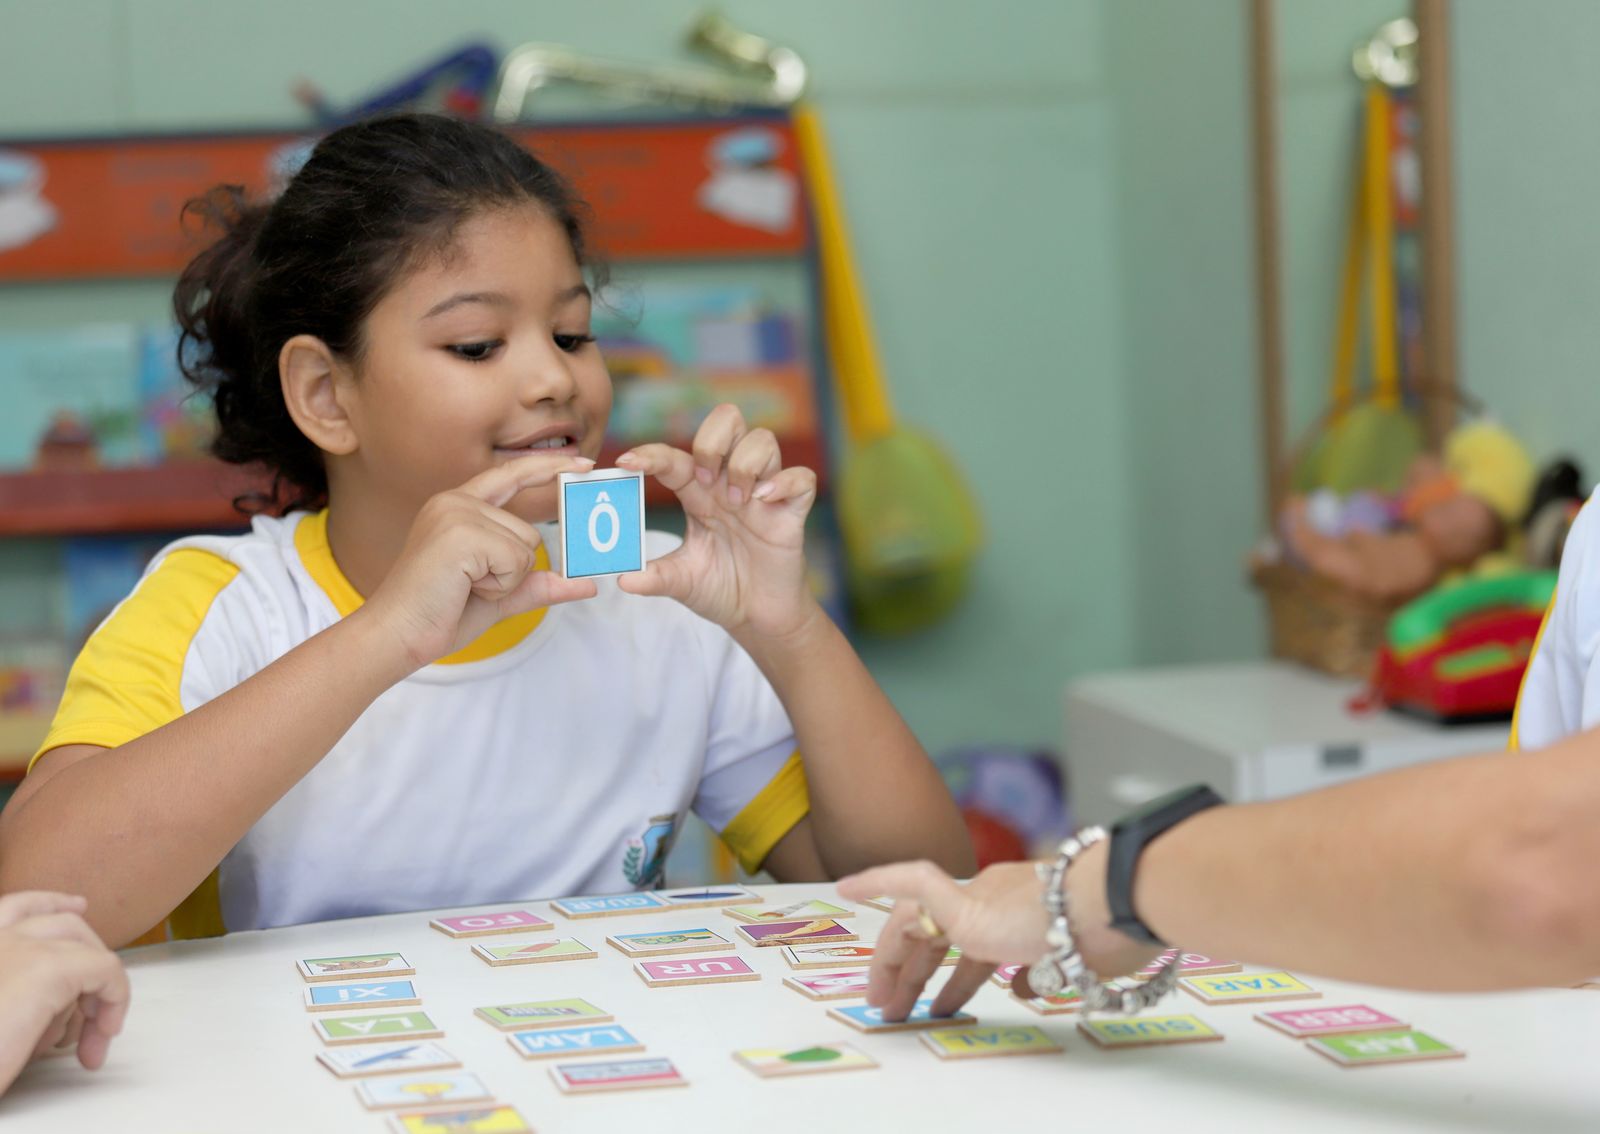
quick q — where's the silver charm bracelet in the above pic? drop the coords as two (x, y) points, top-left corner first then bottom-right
(1025, 826), (1181, 1013)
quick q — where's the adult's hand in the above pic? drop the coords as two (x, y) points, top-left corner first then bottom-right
(838, 861), (1050, 1020)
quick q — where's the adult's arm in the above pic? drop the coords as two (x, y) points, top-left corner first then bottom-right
(842, 727), (1600, 1017)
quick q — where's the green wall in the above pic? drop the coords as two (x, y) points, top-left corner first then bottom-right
(0, 2), (1411, 759)
(1105, 0), (1262, 668)
(1453, 0), (1600, 476)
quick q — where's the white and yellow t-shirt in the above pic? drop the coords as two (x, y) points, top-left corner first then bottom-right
(1512, 493), (1599, 751)
(35, 510), (808, 937)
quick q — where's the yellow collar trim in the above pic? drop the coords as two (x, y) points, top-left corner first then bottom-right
(294, 510), (548, 666)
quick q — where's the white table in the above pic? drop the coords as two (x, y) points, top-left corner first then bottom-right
(4, 884), (1597, 1132)
(1066, 663), (1509, 825)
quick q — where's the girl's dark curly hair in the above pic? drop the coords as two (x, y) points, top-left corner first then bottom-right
(173, 113), (600, 514)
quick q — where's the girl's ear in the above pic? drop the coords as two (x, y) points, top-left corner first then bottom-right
(280, 334), (358, 456)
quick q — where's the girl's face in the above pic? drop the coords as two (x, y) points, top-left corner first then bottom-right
(343, 204), (611, 524)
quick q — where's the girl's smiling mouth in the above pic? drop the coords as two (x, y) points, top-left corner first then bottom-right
(494, 425), (583, 459)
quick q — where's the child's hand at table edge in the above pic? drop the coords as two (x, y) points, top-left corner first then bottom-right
(0, 901), (130, 1094)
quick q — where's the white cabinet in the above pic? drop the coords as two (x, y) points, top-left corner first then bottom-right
(1065, 662), (1508, 824)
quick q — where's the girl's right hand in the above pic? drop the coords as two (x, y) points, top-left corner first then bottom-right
(362, 454), (599, 669)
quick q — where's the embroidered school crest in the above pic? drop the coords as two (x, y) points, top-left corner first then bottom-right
(623, 813), (678, 888)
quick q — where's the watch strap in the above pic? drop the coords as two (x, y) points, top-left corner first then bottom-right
(1106, 785), (1224, 945)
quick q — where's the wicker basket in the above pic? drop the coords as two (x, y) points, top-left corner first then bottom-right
(1251, 561), (1402, 678)
(1251, 384), (1479, 678)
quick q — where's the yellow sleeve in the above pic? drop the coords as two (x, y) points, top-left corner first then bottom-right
(32, 548), (238, 942)
(1508, 588), (1558, 752)
(717, 751), (810, 874)
(34, 548), (240, 768)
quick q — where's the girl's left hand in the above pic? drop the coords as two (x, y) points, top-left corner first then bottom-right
(616, 404), (819, 639)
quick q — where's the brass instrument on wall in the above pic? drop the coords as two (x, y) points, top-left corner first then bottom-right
(1353, 17), (1418, 89)
(492, 11), (806, 120)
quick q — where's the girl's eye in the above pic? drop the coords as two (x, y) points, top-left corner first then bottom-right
(447, 340), (501, 362)
(554, 332), (596, 354)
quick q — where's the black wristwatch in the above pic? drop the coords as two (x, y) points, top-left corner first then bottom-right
(1105, 784), (1224, 945)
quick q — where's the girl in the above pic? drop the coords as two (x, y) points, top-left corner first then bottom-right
(0, 114), (972, 947)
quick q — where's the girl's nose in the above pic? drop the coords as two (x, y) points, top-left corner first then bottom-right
(517, 338), (579, 405)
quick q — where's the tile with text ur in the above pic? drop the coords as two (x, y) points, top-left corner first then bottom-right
(298, 952), (415, 983)
(316, 1041), (461, 1080)
(1256, 1005), (1408, 1039)
(828, 1000), (977, 1034)
(606, 927), (735, 959)
(314, 1011), (444, 1046)
(429, 910), (553, 938)
(305, 980), (421, 1012)
(355, 1071), (493, 1112)
(1078, 1015), (1223, 1049)
(1306, 1030), (1463, 1068)
(736, 918), (858, 948)
(387, 1105), (533, 1134)
(472, 938), (597, 966)
(784, 971), (872, 1001)
(1181, 972), (1319, 1006)
(723, 899), (854, 923)
(551, 893), (669, 919)
(921, 1026), (1063, 1060)
(550, 1057), (688, 1095)
(1134, 950), (1242, 980)
(651, 885), (761, 910)
(475, 998), (612, 1032)
(637, 956), (760, 987)
(509, 1024), (644, 1061)
(734, 1043), (878, 1078)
